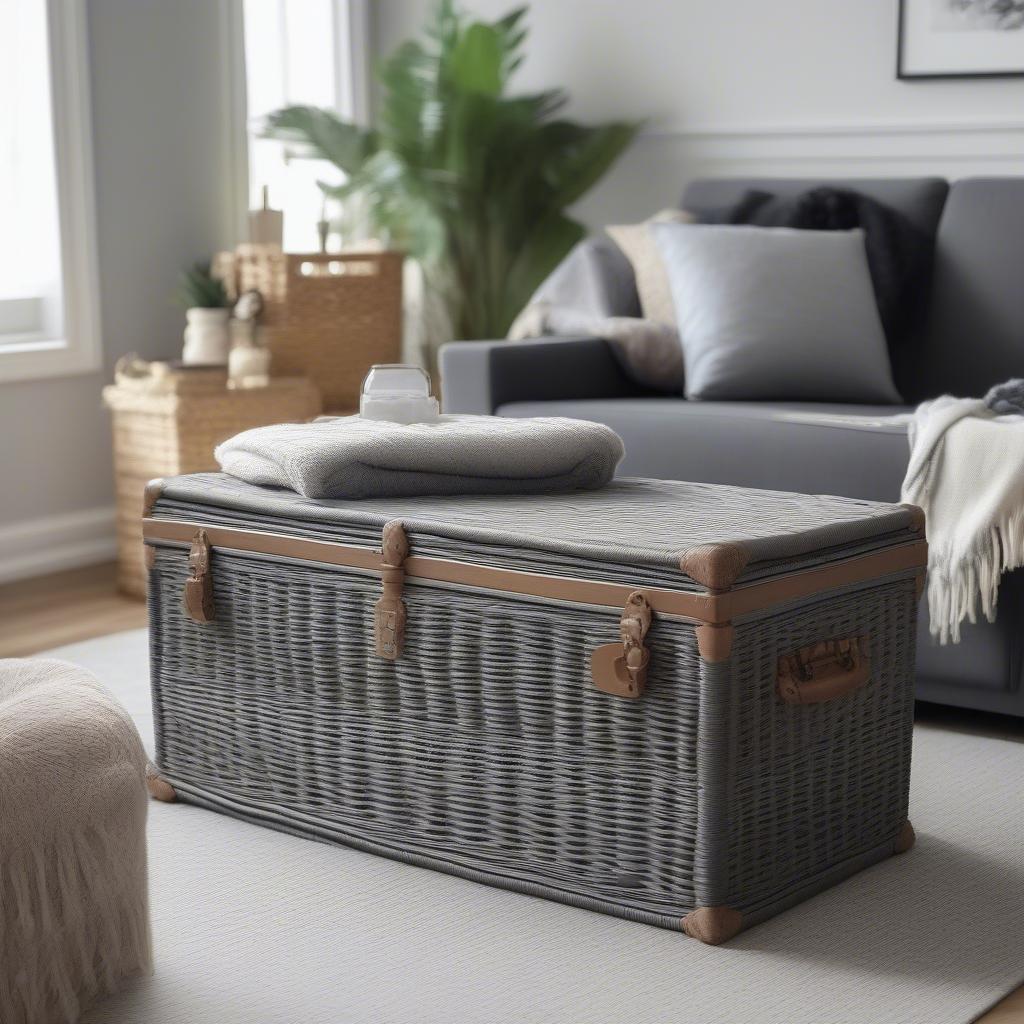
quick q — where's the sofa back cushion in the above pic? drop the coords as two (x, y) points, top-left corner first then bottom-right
(680, 178), (949, 401)
(924, 177), (1024, 399)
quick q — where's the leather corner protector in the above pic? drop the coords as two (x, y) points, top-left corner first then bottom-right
(146, 766), (177, 803)
(679, 543), (749, 591)
(143, 478), (165, 518)
(894, 820), (916, 854)
(682, 906), (743, 945)
(696, 622), (734, 662)
(901, 503), (926, 533)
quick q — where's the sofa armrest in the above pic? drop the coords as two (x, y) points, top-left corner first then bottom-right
(439, 337), (641, 414)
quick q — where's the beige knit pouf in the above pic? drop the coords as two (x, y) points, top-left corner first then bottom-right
(0, 659), (151, 1023)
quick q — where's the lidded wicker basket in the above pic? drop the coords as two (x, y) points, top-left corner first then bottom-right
(213, 246), (403, 411)
(143, 474), (926, 943)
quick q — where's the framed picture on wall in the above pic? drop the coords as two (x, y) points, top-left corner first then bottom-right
(898, 0), (1024, 78)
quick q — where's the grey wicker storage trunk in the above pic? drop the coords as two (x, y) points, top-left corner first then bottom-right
(143, 472), (926, 944)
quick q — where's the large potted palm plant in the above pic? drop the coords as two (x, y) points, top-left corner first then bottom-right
(262, 1), (639, 361)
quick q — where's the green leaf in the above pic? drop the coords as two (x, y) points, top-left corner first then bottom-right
(177, 261), (229, 309)
(260, 106), (376, 174)
(539, 119), (642, 210)
(449, 23), (503, 94)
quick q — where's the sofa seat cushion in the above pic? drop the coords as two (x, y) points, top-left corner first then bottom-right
(497, 398), (912, 503)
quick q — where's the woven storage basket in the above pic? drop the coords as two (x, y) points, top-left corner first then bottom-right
(144, 474), (926, 944)
(215, 246), (402, 411)
(104, 367), (320, 598)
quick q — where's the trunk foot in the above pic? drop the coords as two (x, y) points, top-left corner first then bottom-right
(682, 906), (743, 945)
(146, 765), (177, 803)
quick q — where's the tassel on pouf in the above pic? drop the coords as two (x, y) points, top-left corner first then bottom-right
(0, 659), (151, 1023)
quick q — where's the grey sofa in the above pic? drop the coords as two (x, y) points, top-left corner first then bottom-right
(440, 176), (1024, 717)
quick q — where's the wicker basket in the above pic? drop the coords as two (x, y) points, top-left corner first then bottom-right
(103, 364), (320, 598)
(214, 246), (403, 411)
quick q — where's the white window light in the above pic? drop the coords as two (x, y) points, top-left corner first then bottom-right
(0, 0), (102, 384)
(242, 0), (369, 253)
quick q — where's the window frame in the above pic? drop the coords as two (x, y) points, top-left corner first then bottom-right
(0, 0), (102, 384)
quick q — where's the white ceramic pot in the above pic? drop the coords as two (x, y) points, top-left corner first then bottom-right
(182, 308), (231, 365)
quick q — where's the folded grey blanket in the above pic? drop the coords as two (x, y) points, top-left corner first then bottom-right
(215, 414), (625, 499)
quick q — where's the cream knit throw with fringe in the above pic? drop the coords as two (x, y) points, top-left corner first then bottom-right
(902, 395), (1024, 643)
(0, 658), (151, 1023)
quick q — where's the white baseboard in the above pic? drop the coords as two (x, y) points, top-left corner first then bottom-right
(0, 505), (117, 584)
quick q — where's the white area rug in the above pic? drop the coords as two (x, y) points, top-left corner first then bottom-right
(35, 629), (1024, 1024)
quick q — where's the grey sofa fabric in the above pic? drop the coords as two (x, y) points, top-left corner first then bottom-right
(915, 567), (1023, 707)
(439, 337), (647, 415)
(498, 397), (911, 502)
(924, 178), (1024, 400)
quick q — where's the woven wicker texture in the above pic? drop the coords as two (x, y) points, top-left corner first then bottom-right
(215, 248), (402, 411)
(155, 473), (919, 587)
(698, 577), (916, 913)
(148, 537), (917, 928)
(150, 550), (702, 925)
(104, 379), (320, 597)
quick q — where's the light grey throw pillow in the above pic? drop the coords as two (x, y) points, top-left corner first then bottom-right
(653, 223), (901, 403)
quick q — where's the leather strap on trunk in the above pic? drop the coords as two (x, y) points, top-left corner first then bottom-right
(375, 521), (409, 660)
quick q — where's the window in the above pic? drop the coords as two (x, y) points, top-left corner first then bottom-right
(242, 0), (369, 253)
(0, 0), (101, 383)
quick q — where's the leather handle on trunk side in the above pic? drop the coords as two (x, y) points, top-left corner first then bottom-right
(776, 636), (870, 705)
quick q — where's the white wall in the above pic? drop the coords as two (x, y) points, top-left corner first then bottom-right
(0, 0), (243, 576)
(373, 0), (1024, 226)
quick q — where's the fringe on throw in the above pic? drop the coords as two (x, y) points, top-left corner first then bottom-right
(927, 507), (1024, 644)
(0, 822), (152, 1024)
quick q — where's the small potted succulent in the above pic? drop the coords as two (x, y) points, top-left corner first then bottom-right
(178, 262), (231, 365)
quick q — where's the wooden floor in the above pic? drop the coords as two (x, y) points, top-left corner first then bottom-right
(0, 562), (147, 658)
(0, 562), (1021, 1023)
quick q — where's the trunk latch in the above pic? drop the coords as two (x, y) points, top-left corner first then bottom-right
(591, 591), (652, 699)
(183, 529), (215, 623)
(375, 521), (409, 659)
